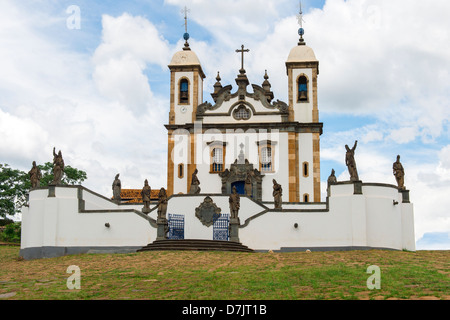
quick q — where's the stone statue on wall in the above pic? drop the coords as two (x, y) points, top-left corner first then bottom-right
(229, 186), (240, 219)
(52, 147), (65, 185)
(244, 172), (252, 197)
(345, 141), (359, 181)
(393, 155), (406, 190)
(189, 169), (201, 194)
(141, 179), (151, 214)
(327, 169), (337, 185)
(157, 187), (168, 220)
(28, 161), (42, 189)
(272, 179), (283, 209)
(112, 174), (121, 203)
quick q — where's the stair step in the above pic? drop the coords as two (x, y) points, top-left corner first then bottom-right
(137, 239), (254, 253)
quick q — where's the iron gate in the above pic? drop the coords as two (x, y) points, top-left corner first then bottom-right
(168, 214), (185, 240)
(213, 214), (230, 241)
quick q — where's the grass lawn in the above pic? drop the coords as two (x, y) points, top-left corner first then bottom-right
(0, 245), (448, 300)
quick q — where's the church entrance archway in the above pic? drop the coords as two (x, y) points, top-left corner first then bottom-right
(219, 159), (264, 201)
(231, 181), (245, 195)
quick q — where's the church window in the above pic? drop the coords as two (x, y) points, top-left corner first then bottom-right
(261, 147), (273, 172)
(179, 78), (189, 104)
(210, 145), (225, 173)
(178, 164), (184, 179)
(303, 194), (310, 203)
(303, 162), (309, 177)
(297, 75), (308, 102)
(233, 105), (251, 120)
(257, 141), (277, 173)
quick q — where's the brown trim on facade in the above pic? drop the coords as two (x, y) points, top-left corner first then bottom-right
(313, 132), (321, 202)
(167, 131), (175, 197)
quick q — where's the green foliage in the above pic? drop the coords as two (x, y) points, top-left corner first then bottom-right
(37, 162), (87, 186)
(0, 164), (29, 219)
(0, 221), (21, 243)
(0, 162), (87, 219)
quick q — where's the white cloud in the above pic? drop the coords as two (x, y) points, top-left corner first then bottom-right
(387, 127), (418, 144)
(92, 13), (172, 115)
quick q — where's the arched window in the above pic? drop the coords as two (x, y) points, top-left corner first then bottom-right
(179, 79), (189, 104)
(303, 194), (310, 203)
(298, 76), (308, 102)
(303, 162), (309, 177)
(178, 164), (184, 179)
(211, 147), (224, 173)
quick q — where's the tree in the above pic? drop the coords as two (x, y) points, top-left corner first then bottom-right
(0, 221), (21, 243)
(0, 164), (29, 219)
(37, 162), (87, 187)
(0, 162), (87, 219)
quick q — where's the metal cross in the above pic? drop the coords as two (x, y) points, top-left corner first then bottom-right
(296, 1), (305, 28)
(181, 6), (190, 33)
(236, 45), (250, 72)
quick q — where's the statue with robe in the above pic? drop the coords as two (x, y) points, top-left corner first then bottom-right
(141, 179), (151, 214)
(244, 172), (252, 197)
(393, 155), (406, 190)
(29, 161), (42, 189)
(157, 187), (168, 220)
(52, 147), (65, 185)
(229, 186), (240, 219)
(345, 141), (359, 181)
(327, 169), (337, 185)
(112, 174), (121, 202)
(189, 169), (201, 194)
(273, 179), (283, 209)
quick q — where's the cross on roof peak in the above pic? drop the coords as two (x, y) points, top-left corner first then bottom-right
(236, 45), (250, 74)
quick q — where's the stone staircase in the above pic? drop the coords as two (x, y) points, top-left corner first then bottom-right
(137, 239), (254, 253)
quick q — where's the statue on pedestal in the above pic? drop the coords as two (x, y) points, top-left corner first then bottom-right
(327, 169), (337, 185)
(345, 141), (359, 181)
(229, 186), (240, 220)
(393, 155), (406, 190)
(273, 179), (283, 209)
(189, 169), (201, 194)
(112, 174), (121, 203)
(29, 161), (42, 190)
(141, 179), (151, 214)
(52, 147), (65, 185)
(157, 188), (168, 220)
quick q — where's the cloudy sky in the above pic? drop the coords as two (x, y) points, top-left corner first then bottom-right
(0, 0), (448, 250)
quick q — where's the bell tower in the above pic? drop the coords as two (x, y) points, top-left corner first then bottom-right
(285, 4), (322, 202)
(167, 8), (205, 196)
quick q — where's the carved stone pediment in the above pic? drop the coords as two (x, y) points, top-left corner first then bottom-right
(197, 83), (289, 120)
(195, 196), (222, 227)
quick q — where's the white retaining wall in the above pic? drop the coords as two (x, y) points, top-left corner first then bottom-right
(20, 182), (415, 259)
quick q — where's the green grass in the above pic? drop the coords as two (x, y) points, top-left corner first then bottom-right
(0, 246), (448, 300)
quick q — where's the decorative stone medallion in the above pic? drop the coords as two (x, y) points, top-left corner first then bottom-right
(195, 196), (221, 227)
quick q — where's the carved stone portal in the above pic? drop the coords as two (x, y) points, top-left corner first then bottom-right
(219, 159), (264, 201)
(195, 196), (222, 227)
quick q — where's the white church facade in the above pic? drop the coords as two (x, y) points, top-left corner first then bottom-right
(19, 23), (416, 260)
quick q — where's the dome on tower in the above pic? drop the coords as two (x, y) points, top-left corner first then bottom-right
(169, 49), (202, 67)
(286, 44), (318, 63)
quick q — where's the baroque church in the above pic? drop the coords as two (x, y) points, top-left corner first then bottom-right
(166, 30), (321, 204)
(19, 13), (416, 259)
